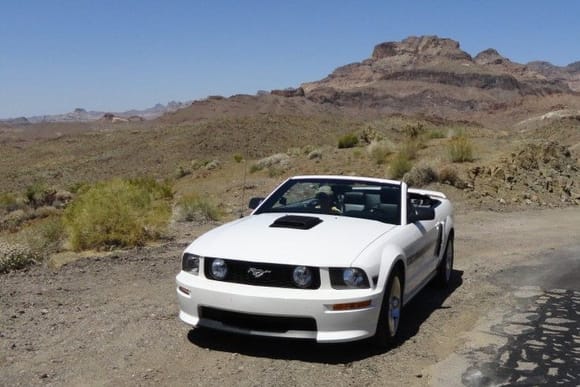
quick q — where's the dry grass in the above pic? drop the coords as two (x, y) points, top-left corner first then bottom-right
(63, 178), (173, 251)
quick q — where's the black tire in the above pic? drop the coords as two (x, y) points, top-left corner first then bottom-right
(436, 234), (454, 288)
(373, 268), (403, 348)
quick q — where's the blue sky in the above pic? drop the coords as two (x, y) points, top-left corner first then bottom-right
(1, 0), (579, 118)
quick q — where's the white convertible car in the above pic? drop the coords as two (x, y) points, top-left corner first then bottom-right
(176, 175), (454, 346)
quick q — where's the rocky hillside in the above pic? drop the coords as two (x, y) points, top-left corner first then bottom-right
(299, 36), (580, 126)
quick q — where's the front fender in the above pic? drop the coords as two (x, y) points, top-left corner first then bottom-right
(376, 245), (406, 292)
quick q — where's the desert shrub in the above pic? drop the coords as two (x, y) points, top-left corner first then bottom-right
(0, 240), (41, 273)
(175, 192), (221, 222)
(191, 159), (211, 170)
(389, 153), (413, 179)
(233, 153), (244, 163)
(0, 193), (20, 213)
(308, 149), (323, 160)
(204, 159), (221, 170)
(438, 166), (467, 189)
(15, 215), (65, 258)
(399, 139), (421, 160)
(360, 126), (382, 144)
(429, 129), (446, 139)
(403, 123), (424, 139)
(25, 183), (56, 209)
(175, 165), (190, 179)
(403, 166), (438, 187)
(1, 209), (33, 232)
(367, 140), (393, 165)
(250, 153), (290, 173)
(338, 133), (359, 149)
(268, 166), (285, 178)
(448, 135), (474, 162)
(63, 178), (173, 251)
(302, 145), (315, 155)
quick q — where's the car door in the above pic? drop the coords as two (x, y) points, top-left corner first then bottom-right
(400, 188), (441, 297)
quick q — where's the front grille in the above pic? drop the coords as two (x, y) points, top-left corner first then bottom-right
(203, 258), (320, 289)
(199, 307), (317, 332)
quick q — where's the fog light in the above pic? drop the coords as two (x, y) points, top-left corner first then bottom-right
(292, 266), (313, 288)
(211, 258), (228, 280)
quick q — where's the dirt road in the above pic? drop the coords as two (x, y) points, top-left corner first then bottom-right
(1, 207), (579, 386)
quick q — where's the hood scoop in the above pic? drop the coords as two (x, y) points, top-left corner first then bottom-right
(270, 215), (322, 230)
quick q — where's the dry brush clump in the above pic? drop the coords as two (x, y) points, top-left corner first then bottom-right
(448, 134), (474, 162)
(337, 133), (359, 149)
(175, 192), (221, 222)
(250, 153), (291, 173)
(389, 153), (413, 179)
(367, 140), (393, 165)
(0, 240), (42, 273)
(403, 165), (438, 187)
(63, 178), (173, 251)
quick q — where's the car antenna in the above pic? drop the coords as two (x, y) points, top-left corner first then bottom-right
(239, 124), (249, 218)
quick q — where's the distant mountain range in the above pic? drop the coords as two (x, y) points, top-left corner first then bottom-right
(0, 101), (191, 125)
(3, 36), (580, 128)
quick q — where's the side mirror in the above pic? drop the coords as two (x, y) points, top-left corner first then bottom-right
(248, 197), (264, 210)
(409, 206), (435, 222)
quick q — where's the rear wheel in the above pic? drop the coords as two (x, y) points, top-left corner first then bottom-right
(436, 234), (454, 288)
(373, 268), (403, 348)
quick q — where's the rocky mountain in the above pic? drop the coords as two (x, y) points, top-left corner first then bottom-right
(526, 61), (580, 92)
(297, 35), (580, 126)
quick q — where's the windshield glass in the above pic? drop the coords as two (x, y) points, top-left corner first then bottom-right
(255, 178), (401, 225)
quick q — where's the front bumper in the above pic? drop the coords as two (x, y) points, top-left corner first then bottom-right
(176, 271), (383, 343)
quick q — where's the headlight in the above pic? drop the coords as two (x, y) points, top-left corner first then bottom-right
(210, 258), (228, 280)
(182, 253), (200, 275)
(330, 268), (370, 289)
(292, 266), (313, 288)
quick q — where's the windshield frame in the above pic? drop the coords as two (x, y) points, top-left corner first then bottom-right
(254, 177), (402, 225)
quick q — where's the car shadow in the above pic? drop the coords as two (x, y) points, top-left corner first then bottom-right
(187, 269), (464, 364)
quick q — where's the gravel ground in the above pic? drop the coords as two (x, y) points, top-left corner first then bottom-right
(1, 207), (579, 386)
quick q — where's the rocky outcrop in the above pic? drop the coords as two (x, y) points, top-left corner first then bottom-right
(301, 35), (577, 120)
(270, 87), (305, 97)
(466, 141), (579, 207)
(372, 35), (472, 62)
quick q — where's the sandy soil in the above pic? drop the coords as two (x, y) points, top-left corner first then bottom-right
(1, 207), (579, 386)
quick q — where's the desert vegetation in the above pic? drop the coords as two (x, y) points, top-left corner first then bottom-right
(63, 178), (173, 251)
(175, 192), (221, 222)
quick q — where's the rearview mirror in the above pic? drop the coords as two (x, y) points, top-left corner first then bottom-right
(249, 197), (264, 209)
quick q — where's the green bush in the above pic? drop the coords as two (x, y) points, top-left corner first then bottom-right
(428, 130), (446, 139)
(233, 153), (244, 163)
(389, 153), (413, 179)
(0, 192), (20, 214)
(63, 178), (173, 251)
(338, 133), (359, 149)
(448, 135), (474, 162)
(176, 192), (221, 222)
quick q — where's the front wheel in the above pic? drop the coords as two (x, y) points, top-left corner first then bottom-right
(373, 269), (403, 348)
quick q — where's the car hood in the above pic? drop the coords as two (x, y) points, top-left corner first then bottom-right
(186, 212), (396, 267)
